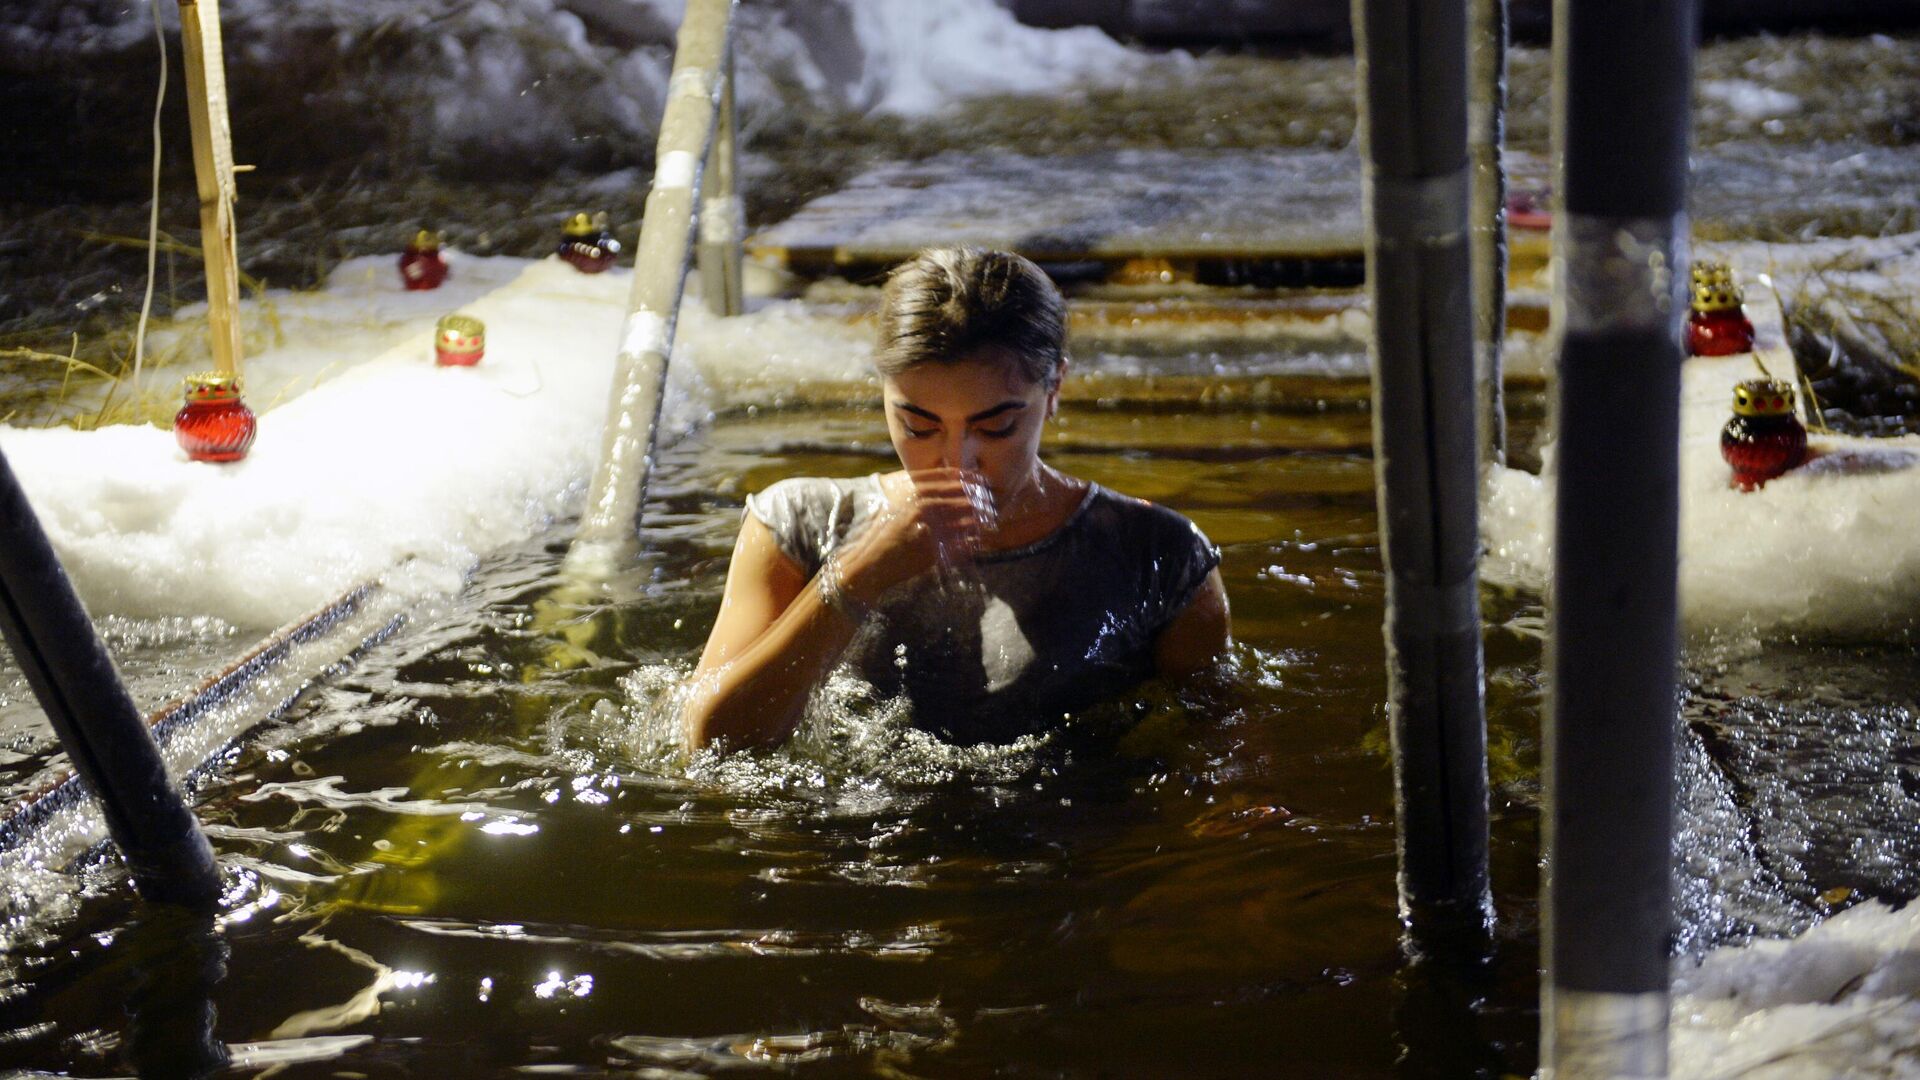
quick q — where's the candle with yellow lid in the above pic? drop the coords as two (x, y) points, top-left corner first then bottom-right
(557, 211), (620, 274)
(399, 229), (449, 291)
(174, 371), (257, 463)
(1687, 262), (1756, 357)
(434, 314), (485, 367)
(1721, 378), (1807, 490)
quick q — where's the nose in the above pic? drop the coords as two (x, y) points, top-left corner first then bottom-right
(938, 432), (979, 471)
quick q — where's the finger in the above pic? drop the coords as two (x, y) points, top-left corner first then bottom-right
(905, 468), (975, 490)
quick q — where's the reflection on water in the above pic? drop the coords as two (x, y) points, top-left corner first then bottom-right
(0, 381), (1912, 1075)
(0, 390), (1547, 1075)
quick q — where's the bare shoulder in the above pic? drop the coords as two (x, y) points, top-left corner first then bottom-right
(695, 512), (809, 674)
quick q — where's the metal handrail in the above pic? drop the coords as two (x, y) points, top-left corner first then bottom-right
(569, 0), (741, 573)
(0, 446), (221, 905)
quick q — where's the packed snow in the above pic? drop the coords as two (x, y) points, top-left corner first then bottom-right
(0, 252), (871, 628)
(1671, 900), (1920, 1079)
(1699, 78), (1803, 120)
(7, 0), (1151, 167)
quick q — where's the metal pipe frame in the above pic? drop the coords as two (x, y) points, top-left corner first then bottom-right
(1543, 0), (1699, 1074)
(0, 448), (221, 906)
(570, 0), (739, 571)
(698, 40), (746, 318)
(1350, 0), (1495, 938)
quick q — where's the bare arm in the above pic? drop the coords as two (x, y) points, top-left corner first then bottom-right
(1153, 568), (1231, 677)
(685, 472), (984, 751)
(683, 515), (862, 750)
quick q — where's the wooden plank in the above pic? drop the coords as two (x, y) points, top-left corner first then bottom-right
(750, 149), (1369, 270)
(177, 0), (245, 377)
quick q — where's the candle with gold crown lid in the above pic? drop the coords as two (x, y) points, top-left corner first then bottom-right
(399, 229), (449, 291)
(434, 314), (486, 367)
(1688, 262), (1757, 357)
(1721, 378), (1808, 490)
(557, 211), (621, 274)
(174, 371), (257, 463)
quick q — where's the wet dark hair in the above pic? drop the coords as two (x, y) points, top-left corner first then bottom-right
(875, 248), (1067, 389)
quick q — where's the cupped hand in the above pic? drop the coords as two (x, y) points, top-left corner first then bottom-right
(832, 469), (997, 601)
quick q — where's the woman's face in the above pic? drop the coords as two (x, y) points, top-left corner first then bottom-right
(881, 349), (1061, 500)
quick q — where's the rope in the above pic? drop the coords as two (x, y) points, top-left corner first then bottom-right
(133, 0), (169, 398)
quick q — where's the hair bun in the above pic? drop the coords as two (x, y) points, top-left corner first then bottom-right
(876, 247), (1067, 389)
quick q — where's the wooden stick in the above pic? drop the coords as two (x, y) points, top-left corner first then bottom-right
(176, 0), (244, 378)
(1470, 0), (1510, 469)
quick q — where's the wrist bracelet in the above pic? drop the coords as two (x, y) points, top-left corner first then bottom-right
(817, 552), (872, 624)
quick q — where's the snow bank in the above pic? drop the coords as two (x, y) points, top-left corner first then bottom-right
(2, 258), (623, 627)
(1699, 79), (1803, 120)
(838, 2), (1143, 116)
(0, 254), (872, 628)
(1673, 901), (1920, 1079)
(8, 0), (1148, 167)
(1483, 234), (1920, 643)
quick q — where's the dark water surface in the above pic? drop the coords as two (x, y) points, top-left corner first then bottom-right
(3, 22), (1917, 1075)
(1, 364), (1916, 1076)
(0, 379), (1552, 1077)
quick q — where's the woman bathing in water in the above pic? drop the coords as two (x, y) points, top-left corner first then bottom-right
(684, 248), (1230, 749)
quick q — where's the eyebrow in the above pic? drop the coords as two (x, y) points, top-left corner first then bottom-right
(892, 400), (1029, 424)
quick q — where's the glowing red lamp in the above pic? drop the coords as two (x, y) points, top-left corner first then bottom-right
(174, 372), (257, 463)
(1687, 262), (1756, 357)
(399, 229), (449, 291)
(557, 212), (620, 274)
(434, 314), (485, 366)
(1721, 379), (1807, 491)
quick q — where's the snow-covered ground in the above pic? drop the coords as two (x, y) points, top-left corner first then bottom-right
(1484, 233), (1920, 645)
(1671, 900), (1920, 1078)
(8, 0), (1151, 169)
(0, 253), (870, 628)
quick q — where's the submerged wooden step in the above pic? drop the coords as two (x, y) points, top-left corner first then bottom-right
(752, 143), (1920, 291)
(751, 149), (1373, 285)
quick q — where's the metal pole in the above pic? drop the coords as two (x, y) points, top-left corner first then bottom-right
(569, 0), (737, 571)
(1470, 0), (1510, 469)
(176, 0), (244, 378)
(1543, 0), (1698, 1074)
(1351, 0), (1493, 937)
(0, 448), (222, 906)
(697, 40), (745, 318)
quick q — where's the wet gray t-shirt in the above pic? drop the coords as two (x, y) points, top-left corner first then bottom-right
(745, 475), (1220, 743)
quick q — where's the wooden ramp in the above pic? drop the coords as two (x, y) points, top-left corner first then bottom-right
(752, 140), (1920, 289)
(750, 149), (1385, 287)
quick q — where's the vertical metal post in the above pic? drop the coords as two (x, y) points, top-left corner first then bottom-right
(569, 0), (737, 571)
(1351, 0), (1494, 937)
(176, 0), (244, 378)
(0, 449), (222, 906)
(698, 41), (745, 318)
(1470, 0), (1510, 468)
(1543, 0), (1698, 1074)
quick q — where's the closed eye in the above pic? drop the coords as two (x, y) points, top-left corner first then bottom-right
(903, 425), (937, 439)
(977, 423), (1018, 438)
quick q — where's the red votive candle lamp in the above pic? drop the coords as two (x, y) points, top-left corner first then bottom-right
(557, 211), (620, 274)
(1721, 378), (1807, 491)
(1688, 262), (1756, 357)
(399, 229), (449, 291)
(435, 314), (485, 366)
(174, 371), (257, 463)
